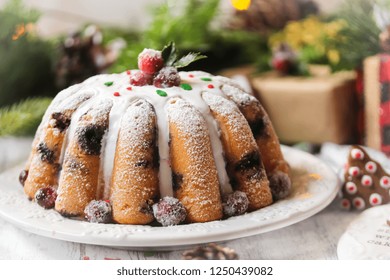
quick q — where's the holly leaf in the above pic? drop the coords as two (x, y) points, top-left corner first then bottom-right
(161, 42), (177, 66)
(173, 52), (207, 68)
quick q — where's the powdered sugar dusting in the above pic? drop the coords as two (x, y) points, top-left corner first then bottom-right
(29, 69), (272, 223)
(221, 84), (256, 106)
(139, 48), (162, 60)
(25, 83), (84, 169)
(202, 91), (255, 156)
(214, 75), (246, 92)
(166, 98), (222, 221)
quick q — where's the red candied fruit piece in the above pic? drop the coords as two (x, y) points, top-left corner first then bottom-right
(138, 49), (164, 75)
(129, 71), (153, 86)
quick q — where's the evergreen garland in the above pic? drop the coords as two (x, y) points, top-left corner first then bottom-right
(0, 97), (52, 137)
(106, 0), (266, 73)
(332, 0), (381, 70)
(0, 0), (56, 107)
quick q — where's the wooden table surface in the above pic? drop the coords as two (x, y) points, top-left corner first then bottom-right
(0, 137), (360, 260)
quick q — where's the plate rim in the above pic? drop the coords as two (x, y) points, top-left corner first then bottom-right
(0, 145), (340, 249)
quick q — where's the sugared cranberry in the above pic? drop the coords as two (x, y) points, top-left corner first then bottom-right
(269, 171), (292, 200)
(129, 71), (153, 86)
(222, 191), (249, 217)
(19, 170), (28, 186)
(152, 197), (186, 226)
(35, 187), (57, 209)
(84, 200), (112, 223)
(138, 49), (164, 74)
(153, 67), (181, 88)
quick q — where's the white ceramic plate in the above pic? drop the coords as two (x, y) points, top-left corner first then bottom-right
(337, 204), (390, 260)
(0, 145), (339, 250)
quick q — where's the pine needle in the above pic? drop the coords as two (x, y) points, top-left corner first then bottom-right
(0, 97), (52, 136)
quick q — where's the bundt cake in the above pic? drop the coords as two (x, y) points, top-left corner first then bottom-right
(19, 44), (291, 225)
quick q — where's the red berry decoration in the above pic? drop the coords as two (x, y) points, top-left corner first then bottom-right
(84, 200), (112, 223)
(152, 197), (187, 226)
(222, 191), (249, 217)
(129, 71), (153, 86)
(153, 67), (181, 88)
(138, 49), (164, 75)
(35, 187), (57, 209)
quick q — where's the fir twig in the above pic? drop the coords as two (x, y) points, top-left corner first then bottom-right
(333, 0), (381, 69)
(0, 97), (52, 137)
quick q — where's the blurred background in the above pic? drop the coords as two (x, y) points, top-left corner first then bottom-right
(0, 0), (340, 37)
(0, 0), (389, 155)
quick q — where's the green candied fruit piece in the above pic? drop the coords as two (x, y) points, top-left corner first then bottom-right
(200, 77), (212, 81)
(180, 83), (192, 90)
(104, 81), (114, 86)
(156, 89), (168, 97)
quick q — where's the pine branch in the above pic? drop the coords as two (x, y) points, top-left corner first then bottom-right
(333, 0), (381, 69)
(0, 97), (52, 137)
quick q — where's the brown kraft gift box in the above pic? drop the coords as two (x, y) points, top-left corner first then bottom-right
(250, 71), (358, 144)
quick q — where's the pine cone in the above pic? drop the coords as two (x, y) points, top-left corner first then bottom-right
(230, 0), (318, 33)
(55, 25), (124, 90)
(182, 243), (239, 260)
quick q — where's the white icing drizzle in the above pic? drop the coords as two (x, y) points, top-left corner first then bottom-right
(101, 97), (131, 200)
(56, 91), (95, 167)
(188, 94), (232, 194)
(51, 70), (246, 199)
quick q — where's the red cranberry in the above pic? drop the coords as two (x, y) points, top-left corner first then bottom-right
(35, 187), (57, 209)
(152, 197), (186, 226)
(138, 49), (164, 74)
(222, 191), (249, 217)
(153, 67), (181, 88)
(19, 170), (28, 186)
(84, 200), (112, 223)
(129, 71), (153, 86)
